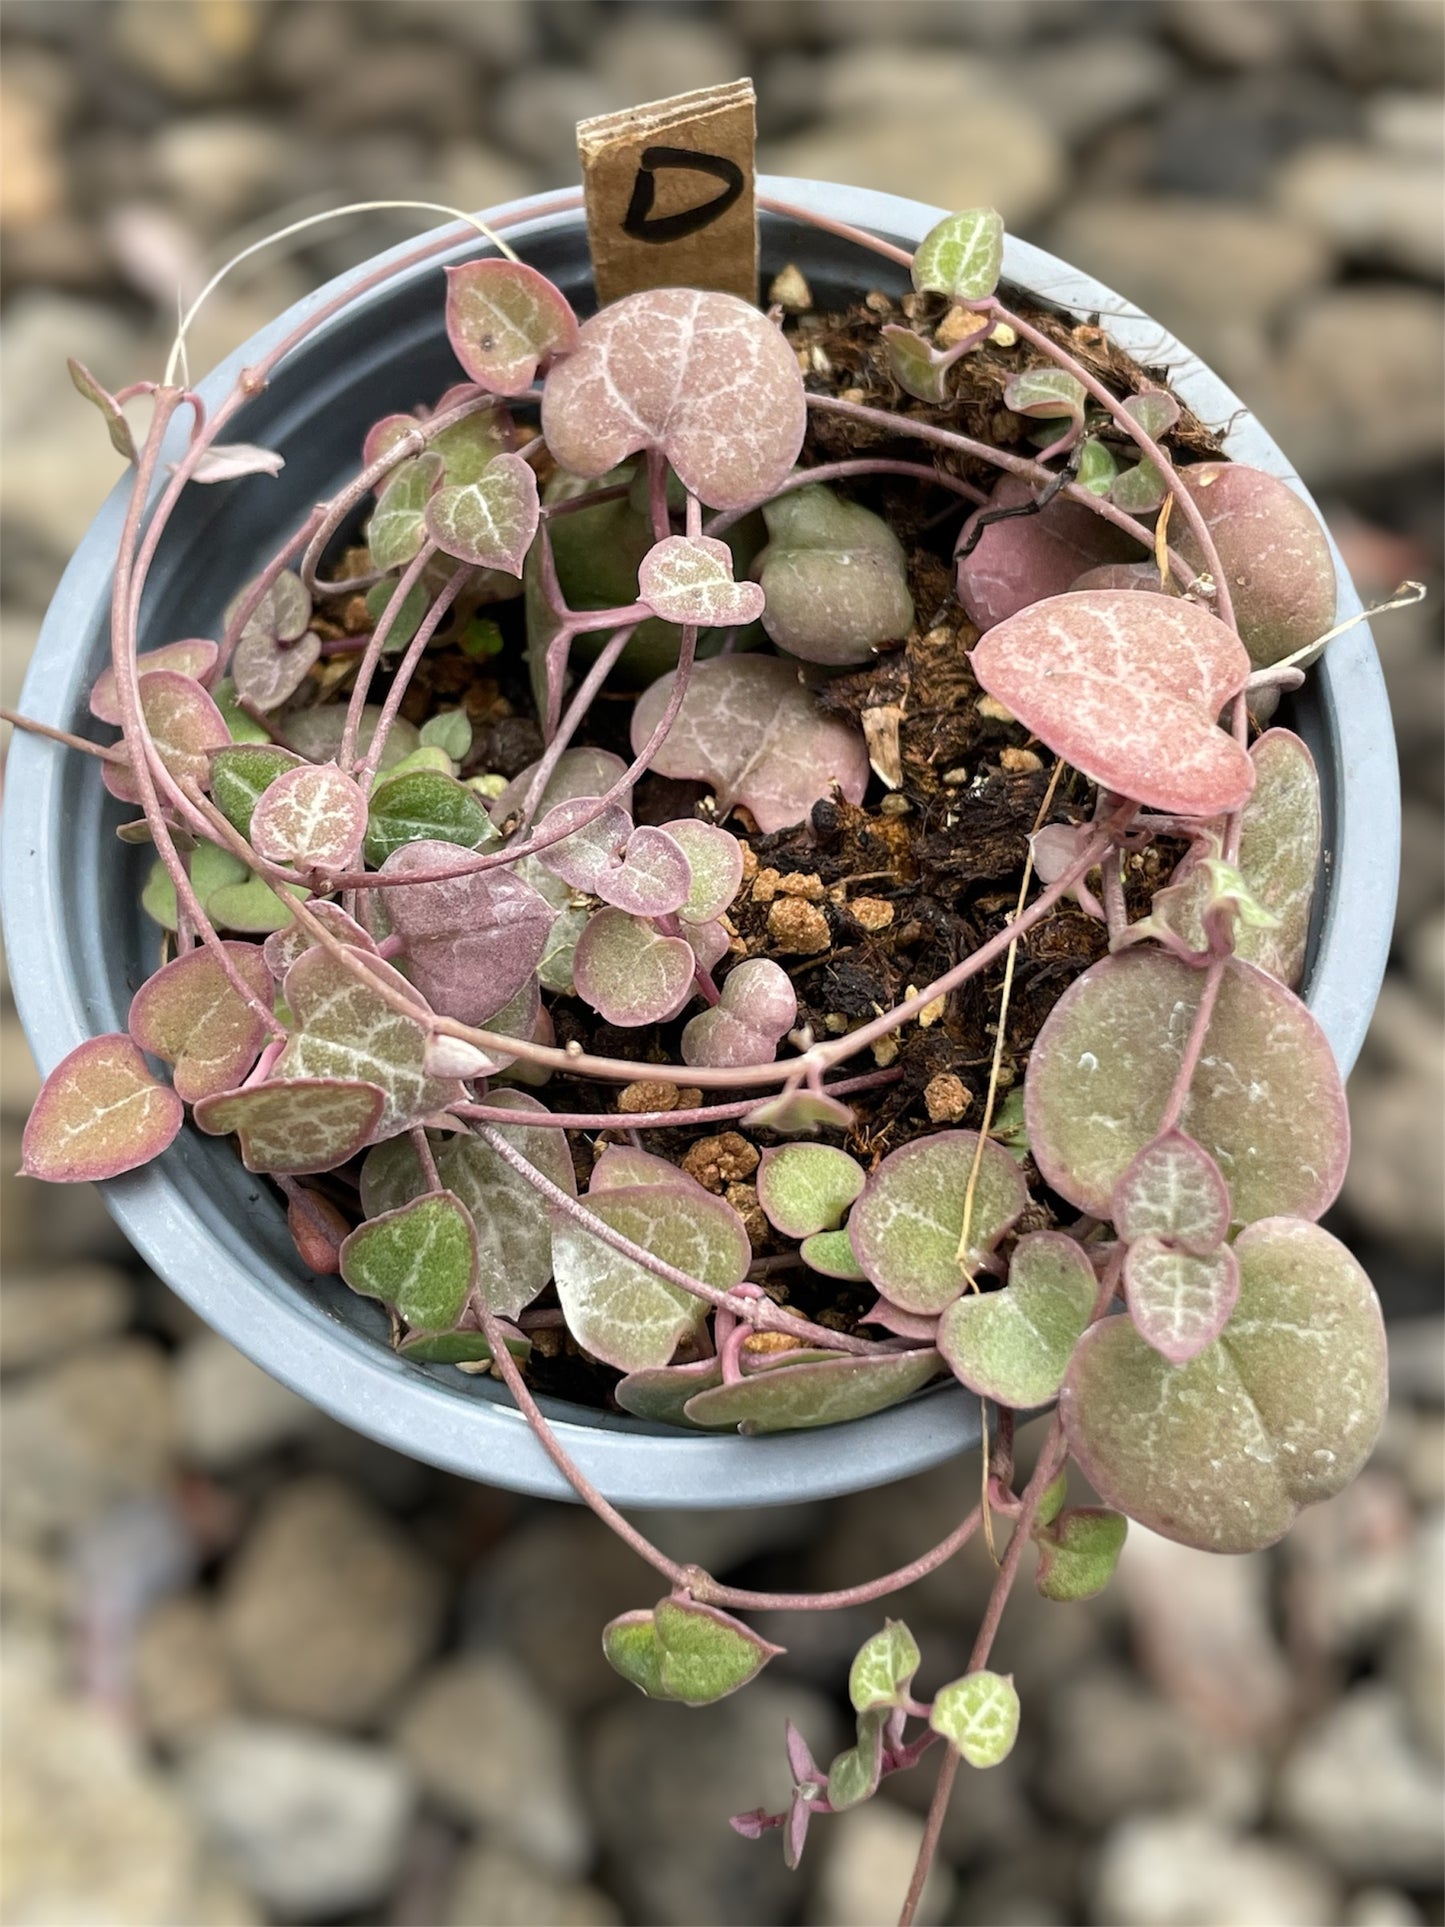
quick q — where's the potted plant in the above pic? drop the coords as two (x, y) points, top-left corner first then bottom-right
(1, 176), (1406, 1917)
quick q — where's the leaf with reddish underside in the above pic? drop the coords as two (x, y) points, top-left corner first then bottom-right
(1123, 388), (1180, 439)
(758, 485), (914, 667)
(232, 624), (320, 713)
(287, 1185), (352, 1274)
(445, 259), (580, 396)
(661, 820), (742, 926)
(377, 838), (553, 1026)
(682, 957), (796, 1069)
(250, 762), (368, 872)
(194, 1076), (386, 1175)
(21, 1035), (183, 1183)
(364, 412), (419, 471)
(69, 357), (137, 461)
(683, 917), (730, 974)
(424, 453), (539, 575)
(541, 288), (806, 512)
(631, 655), (868, 834)
(127, 941), (274, 1104)
(535, 801), (693, 918)
(683, 1349), (945, 1434)
(911, 209), (1004, 301)
(573, 909), (696, 1028)
(614, 1358), (724, 1426)
(277, 947), (462, 1139)
(184, 442), (285, 484)
(937, 1230), (1097, 1406)
(90, 639), (218, 725)
(1061, 1216), (1387, 1552)
(741, 1087), (854, 1135)
(603, 1596), (782, 1706)
(368, 451), (445, 572)
(1004, 368), (1085, 429)
(1123, 1234), (1240, 1364)
(551, 1183), (747, 1371)
(970, 589), (1254, 815)
(756, 1143), (864, 1238)
(848, 1131), (1029, 1315)
(104, 671), (231, 803)
(340, 1190), (478, 1331)
(1174, 462), (1336, 669)
(882, 324), (953, 404)
(956, 475), (1139, 632)
(637, 535), (766, 628)
(1026, 950), (1348, 1225)
(263, 905), (378, 981)
(1112, 1130), (1231, 1254)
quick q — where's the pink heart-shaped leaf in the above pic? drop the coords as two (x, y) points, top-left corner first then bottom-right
(364, 412), (420, 471)
(104, 670), (231, 802)
(445, 259), (580, 396)
(232, 623), (321, 713)
(541, 289), (806, 512)
(534, 799), (634, 893)
(970, 590), (1254, 815)
(956, 475), (1138, 632)
(378, 839), (552, 1026)
(224, 569), (311, 647)
(250, 761), (368, 872)
(22, 1034), (183, 1182)
(637, 535), (766, 627)
(263, 903), (378, 982)
(597, 826), (692, 919)
(1123, 1234), (1241, 1365)
(681, 957), (796, 1069)
(90, 639), (218, 725)
(424, 452), (539, 575)
(573, 909), (696, 1028)
(194, 1076), (387, 1174)
(128, 941), (274, 1103)
(1112, 1130), (1231, 1255)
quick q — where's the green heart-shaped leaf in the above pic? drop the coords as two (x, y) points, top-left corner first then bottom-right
(368, 451), (444, 571)
(603, 1596), (781, 1706)
(912, 208), (1004, 301)
(756, 1143), (865, 1239)
(210, 743), (302, 838)
(937, 1231), (1097, 1408)
(930, 1669), (1020, 1767)
(848, 1620), (921, 1714)
(363, 767), (500, 866)
(848, 1131), (1029, 1314)
(1033, 1507), (1127, 1602)
(682, 1349), (944, 1435)
(827, 1709), (886, 1810)
(341, 1190), (478, 1331)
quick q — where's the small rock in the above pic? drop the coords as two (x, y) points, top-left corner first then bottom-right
(1163, 0), (1298, 67)
(618, 1079), (680, 1114)
(0, 70), (65, 232)
(133, 1595), (238, 1748)
(1389, 1509), (1444, 1764)
(924, 1073), (971, 1124)
(807, 1799), (954, 1927)
(152, 116), (300, 229)
(1282, 1467), (1416, 1658)
(1366, 90), (1445, 162)
(768, 897), (831, 954)
(492, 69), (622, 178)
(681, 1132), (760, 1191)
(1274, 141), (1445, 278)
(1405, 909), (1444, 1011)
(1344, 1889), (1426, 1926)
(1006, 34), (1176, 145)
(174, 1332), (317, 1471)
(180, 1719), (415, 1919)
(110, 0), (270, 97)
(393, 1654), (590, 1877)
(370, 0), (535, 61)
(851, 896), (894, 932)
(431, 138), (537, 218)
(1277, 1685), (1445, 1881)
(218, 1477), (444, 1728)
(444, 1841), (619, 1927)
(1344, 983), (1445, 1261)
(1094, 1814), (1340, 1926)
(0, 1263), (133, 1372)
(594, 12), (745, 104)
(1271, 288), (1445, 484)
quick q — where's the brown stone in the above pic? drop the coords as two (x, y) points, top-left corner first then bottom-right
(767, 898), (830, 954)
(681, 1133), (760, 1192)
(851, 896), (895, 932)
(617, 1081), (678, 1115)
(924, 1073), (972, 1124)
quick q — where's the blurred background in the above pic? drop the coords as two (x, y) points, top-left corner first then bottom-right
(0, 3), (1441, 1923)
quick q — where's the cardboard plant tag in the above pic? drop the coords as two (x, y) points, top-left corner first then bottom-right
(577, 80), (758, 304)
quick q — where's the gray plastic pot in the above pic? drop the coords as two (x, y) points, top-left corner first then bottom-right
(2, 179), (1398, 1508)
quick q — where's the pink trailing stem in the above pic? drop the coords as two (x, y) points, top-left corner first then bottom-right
(0, 710), (131, 764)
(757, 195), (915, 271)
(452, 1068), (898, 1134)
(353, 563), (472, 785)
(516, 622), (642, 829)
(214, 504), (329, 679)
(706, 458), (986, 539)
(338, 541), (438, 770)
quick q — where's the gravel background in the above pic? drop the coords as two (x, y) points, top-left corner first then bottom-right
(1, 4), (1441, 1924)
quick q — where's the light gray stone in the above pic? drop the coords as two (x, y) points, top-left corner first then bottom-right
(180, 1719), (414, 1919)
(1278, 1684), (1445, 1881)
(1281, 1469), (1416, 1659)
(1405, 908), (1444, 1010)
(133, 1594), (239, 1747)
(1366, 91), (1445, 162)
(0, 1264), (133, 1373)
(594, 13), (746, 104)
(1163, 0), (1299, 67)
(1094, 1814), (1341, 1927)
(1389, 1508), (1444, 1764)
(153, 116), (301, 229)
(1344, 982), (1445, 1260)
(1004, 35), (1178, 145)
(431, 140), (537, 220)
(1345, 1888), (1426, 1926)
(807, 1799), (953, 1927)
(1274, 142), (1445, 278)
(110, 0), (271, 98)
(174, 1331), (317, 1470)
(444, 1841), (619, 1927)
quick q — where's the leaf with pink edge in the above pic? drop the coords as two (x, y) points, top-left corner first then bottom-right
(614, 1358), (724, 1426)
(277, 947), (462, 1138)
(758, 485), (914, 667)
(231, 624), (320, 713)
(250, 761), (367, 872)
(340, 1190), (478, 1331)
(540, 288), (806, 512)
(757, 1143), (864, 1238)
(970, 590), (1254, 816)
(435, 1095), (579, 1318)
(681, 957), (796, 1069)
(683, 1349), (944, 1434)
(1109, 459), (1168, 515)
(1061, 1217), (1387, 1552)
(636, 535), (766, 628)
(661, 820), (743, 926)
(1026, 950), (1348, 1224)
(603, 1596), (781, 1706)
(684, 917), (729, 974)
(194, 1076), (386, 1175)
(184, 442), (285, 484)
(937, 1231), (1097, 1407)
(631, 655), (868, 834)
(368, 451), (444, 572)
(1122, 388), (1180, 439)
(590, 1143), (710, 1197)
(911, 209), (1004, 301)
(956, 475), (1138, 632)
(105, 671), (230, 803)
(445, 258), (580, 396)
(573, 909), (696, 1028)
(882, 324), (953, 404)
(263, 904), (378, 982)
(492, 747), (632, 826)
(285, 706), (420, 772)
(429, 400), (517, 484)
(1033, 1507), (1128, 1602)
(1123, 1235), (1240, 1364)
(1004, 367), (1085, 429)
(741, 1087), (854, 1135)
(424, 453), (539, 575)
(364, 412), (419, 471)
(535, 801), (692, 917)
(1112, 1131), (1231, 1254)
(90, 639), (218, 726)
(69, 357), (137, 461)
(551, 1184), (747, 1371)
(847, 1131), (1029, 1314)
(21, 1035), (183, 1183)
(209, 743), (302, 837)
(377, 838), (553, 1026)
(801, 1229), (868, 1281)
(127, 941), (274, 1104)
(1174, 462), (1337, 669)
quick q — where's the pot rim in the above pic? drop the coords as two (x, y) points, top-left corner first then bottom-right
(2, 178), (1398, 1508)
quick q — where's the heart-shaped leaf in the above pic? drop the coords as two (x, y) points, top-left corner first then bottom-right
(377, 838), (553, 1027)
(1026, 950), (1348, 1224)
(128, 941), (274, 1103)
(363, 576), (430, 652)
(827, 1711), (886, 1810)
(848, 1131), (1030, 1314)
(801, 1228), (868, 1280)
(970, 590), (1254, 815)
(937, 1230), (1098, 1407)
(1175, 462), (1337, 669)
(590, 1143), (709, 1197)
(614, 1358), (724, 1426)
(682, 1349), (944, 1434)
(429, 401), (518, 485)
(340, 1190), (478, 1331)
(1004, 368), (1086, 426)
(1109, 459), (1168, 514)
(1123, 1235), (1240, 1365)
(277, 947), (462, 1138)
(1075, 439), (1121, 497)
(541, 289), (807, 512)
(912, 209), (1004, 301)
(756, 1143), (865, 1238)
(636, 535), (766, 627)
(210, 743), (302, 837)
(418, 709), (472, 761)
(659, 819), (743, 926)
(285, 706), (419, 772)
(369, 451), (444, 571)
(956, 474), (1138, 632)
(142, 843), (250, 931)
(1123, 389), (1180, 439)
(90, 639), (218, 725)
(535, 801), (692, 918)
(105, 671), (231, 803)
(207, 873), (309, 935)
(551, 1183), (747, 1371)
(758, 485), (914, 666)
(364, 770), (500, 867)
(930, 1670), (1020, 1767)
(742, 1087), (855, 1136)
(226, 568), (310, 646)
(1033, 1507), (1128, 1602)
(882, 324), (953, 404)
(250, 761), (368, 872)
(681, 957), (796, 1070)
(232, 626), (321, 712)
(849, 1620), (921, 1714)
(398, 1327), (530, 1366)
(22, 1035), (183, 1182)
(603, 1596), (781, 1706)
(573, 910), (696, 1028)
(445, 258), (580, 395)
(425, 452), (539, 575)
(263, 903), (378, 982)
(1112, 1131), (1231, 1255)
(193, 1076), (386, 1174)
(491, 747), (632, 827)
(632, 655), (869, 834)
(435, 1097), (578, 1318)
(1062, 1216), (1387, 1552)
